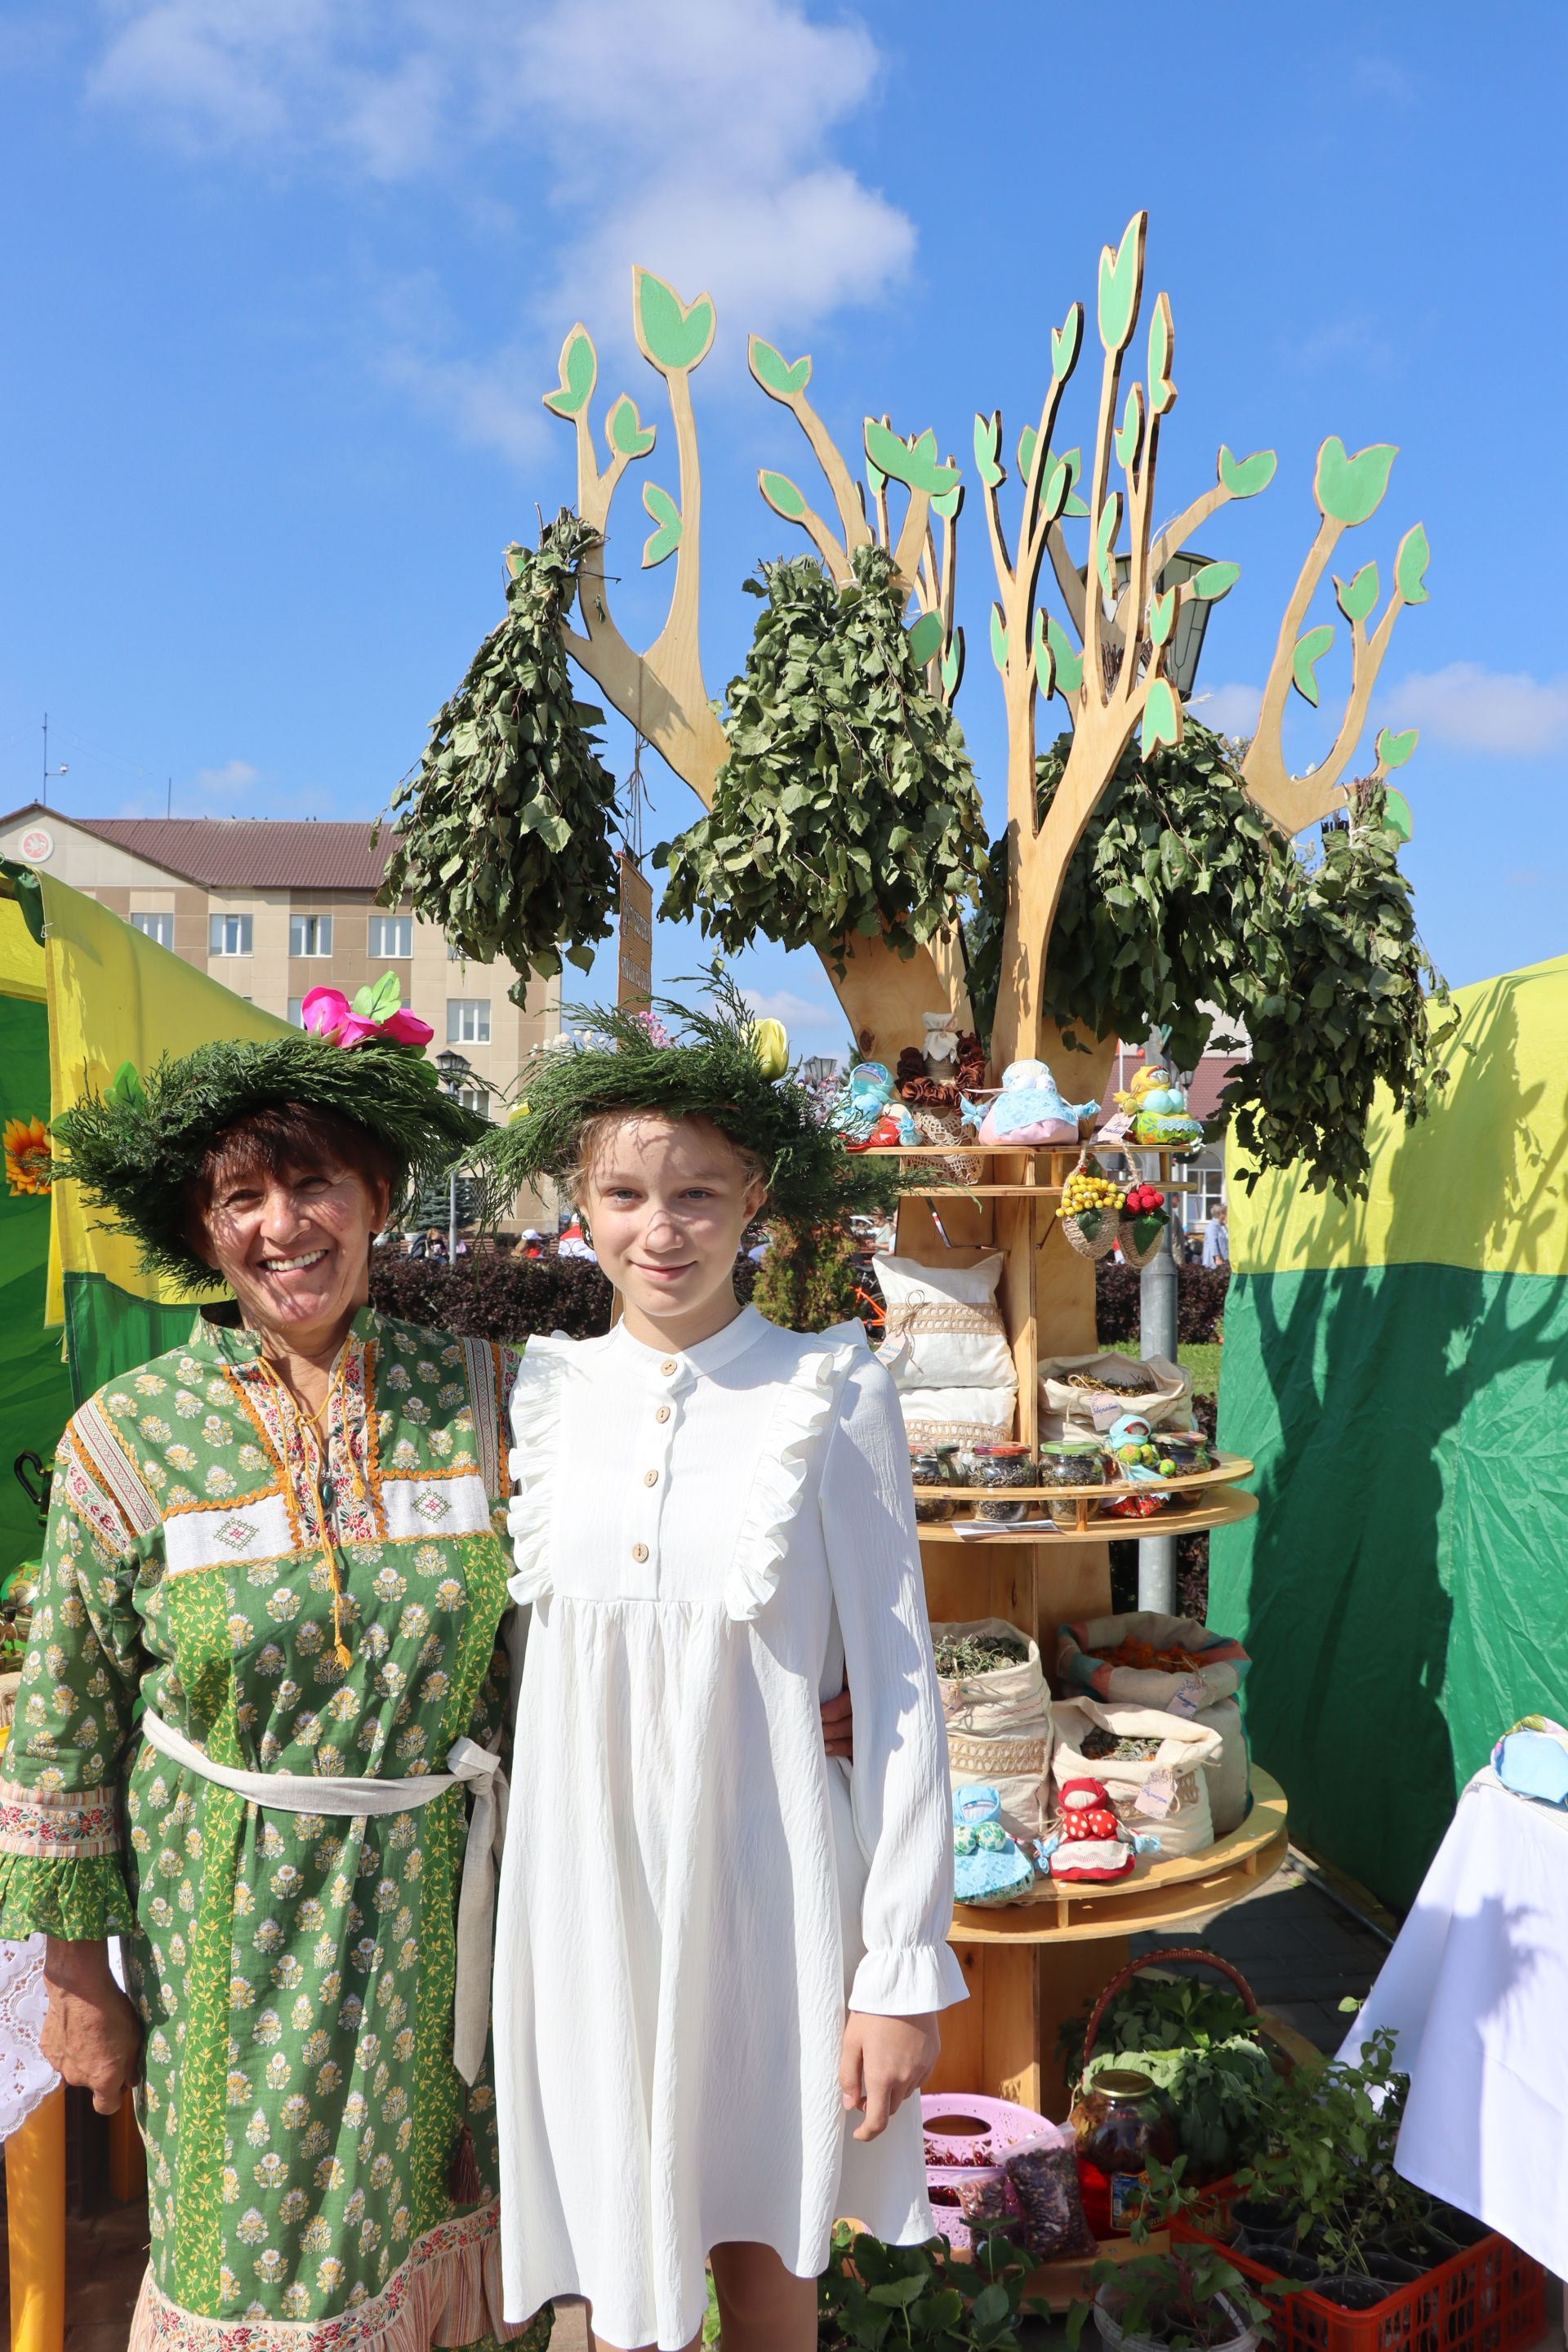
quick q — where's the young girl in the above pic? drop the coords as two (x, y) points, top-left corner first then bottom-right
(488, 987), (965, 2352)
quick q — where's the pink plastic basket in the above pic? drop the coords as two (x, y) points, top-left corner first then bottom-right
(921, 2094), (1045, 2252)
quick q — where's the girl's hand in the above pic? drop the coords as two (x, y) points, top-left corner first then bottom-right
(42, 1938), (140, 2116)
(839, 2011), (939, 2141)
(821, 1677), (853, 1762)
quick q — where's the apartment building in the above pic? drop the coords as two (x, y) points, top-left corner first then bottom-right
(0, 804), (559, 1224)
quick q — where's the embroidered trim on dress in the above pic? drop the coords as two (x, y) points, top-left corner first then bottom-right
(127, 2197), (537, 2351)
(0, 1773), (121, 1860)
(724, 1322), (868, 1622)
(458, 1338), (509, 1505)
(504, 1341), (568, 1605)
(73, 1396), (161, 1538)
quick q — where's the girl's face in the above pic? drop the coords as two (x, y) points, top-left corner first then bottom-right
(582, 1114), (766, 1349)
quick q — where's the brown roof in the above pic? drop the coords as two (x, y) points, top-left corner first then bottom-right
(71, 816), (394, 893)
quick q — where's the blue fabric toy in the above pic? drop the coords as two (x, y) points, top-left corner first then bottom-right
(962, 1060), (1101, 1148)
(952, 1784), (1037, 1906)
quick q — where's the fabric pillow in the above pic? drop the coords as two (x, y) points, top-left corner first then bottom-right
(897, 1384), (1017, 1448)
(875, 1252), (1015, 1391)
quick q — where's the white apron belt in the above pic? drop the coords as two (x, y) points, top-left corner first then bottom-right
(138, 1710), (506, 2083)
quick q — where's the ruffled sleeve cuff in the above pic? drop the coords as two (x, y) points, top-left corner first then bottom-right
(725, 1323), (868, 1623)
(849, 1940), (969, 2019)
(505, 1339), (569, 1604)
(0, 1851), (135, 1940)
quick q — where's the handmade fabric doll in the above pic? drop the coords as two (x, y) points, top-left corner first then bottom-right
(1113, 1065), (1204, 1148)
(952, 1784), (1037, 1906)
(1037, 1778), (1160, 1883)
(831, 1060), (920, 1147)
(963, 1060), (1101, 1147)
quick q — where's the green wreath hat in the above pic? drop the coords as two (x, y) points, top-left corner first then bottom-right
(474, 965), (910, 1237)
(50, 985), (488, 1293)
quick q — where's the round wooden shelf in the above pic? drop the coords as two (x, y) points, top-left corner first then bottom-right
(949, 1767), (1288, 1945)
(917, 1486), (1258, 1544)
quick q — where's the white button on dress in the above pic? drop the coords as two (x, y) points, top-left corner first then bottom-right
(496, 1305), (965, 2352)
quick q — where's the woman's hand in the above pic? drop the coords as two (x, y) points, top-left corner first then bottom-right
(820, 1677), (853, 1762)
(839, 2011), (939, 2142)
(41, 1938), (140, 2116)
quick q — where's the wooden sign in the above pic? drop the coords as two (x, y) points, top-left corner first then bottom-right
(617, 852), (653, 1008)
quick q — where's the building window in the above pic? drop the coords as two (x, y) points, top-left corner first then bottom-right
(209, 914), (252, 956)
(370, 915), (412, 959)
(130, 911), (173, 947)
(290, 914), (333, 957)
(287, 998), (305, 1027)
(447, 942), (466, 962)
(457, 1085), (490, 1118)
(447, 1000), (491, 1045)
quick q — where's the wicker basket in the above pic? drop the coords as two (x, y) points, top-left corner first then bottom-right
(909, 1105), (984, 1184)
(1117, 1212), (1169, 1272)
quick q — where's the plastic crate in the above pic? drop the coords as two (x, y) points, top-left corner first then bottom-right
(1171, 2215), (1548, 2352)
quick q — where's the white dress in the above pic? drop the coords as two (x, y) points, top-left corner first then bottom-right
(493, 1306), (967, 2350)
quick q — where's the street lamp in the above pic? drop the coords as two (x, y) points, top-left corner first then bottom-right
(802, 1055), (838, 1086)
(1102, 550), (1221, 700)
(434, 1050), (473, 1263)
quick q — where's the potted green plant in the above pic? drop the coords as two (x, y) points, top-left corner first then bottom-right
(1063, 2167), (1268, 2352)
(817, 2221), (1049, 2352)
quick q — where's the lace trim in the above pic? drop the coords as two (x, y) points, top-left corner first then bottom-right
(504, 1340), (568, 1605)
(127, 2198), (550, 2352)
(724, 1323), (867, 1622)
(0, 1935), (58, 2144)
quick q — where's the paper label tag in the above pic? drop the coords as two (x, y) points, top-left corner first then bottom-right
(1134, 1770), (1177, 1820)
(1167, 1676), (1207, 1721)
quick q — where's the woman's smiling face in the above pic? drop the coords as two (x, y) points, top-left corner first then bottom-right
(198, 1156), (388, 1350)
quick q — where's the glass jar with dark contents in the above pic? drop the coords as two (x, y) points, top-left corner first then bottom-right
(970, 1443), (1035, 1524)
(1070, 2067), (1175, 2237)
(909, 1444), (960, 1522)
(1038, 1439), (1106, 1528)
(1160, 1430), (1214, 1477)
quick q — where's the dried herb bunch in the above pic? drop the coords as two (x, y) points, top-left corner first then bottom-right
(379, 510), (621, 991)
(657, 546), (986, 970)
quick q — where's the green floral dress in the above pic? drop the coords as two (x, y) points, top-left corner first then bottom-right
(0, 1303), (553, 2352)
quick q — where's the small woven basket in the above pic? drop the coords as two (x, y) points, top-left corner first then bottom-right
(1118, 1213), (1169, 1272)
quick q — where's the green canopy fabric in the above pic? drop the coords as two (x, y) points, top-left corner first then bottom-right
(1211, 954), (1568, 1909)
(0, 991), (73, 1580)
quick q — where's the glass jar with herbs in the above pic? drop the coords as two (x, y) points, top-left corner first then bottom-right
(1038, 1439), (1106, 1528)
(970, 1443), (1036, 1524)
(909, 1444), (960, 1522)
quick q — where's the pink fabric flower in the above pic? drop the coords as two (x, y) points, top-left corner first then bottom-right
(301, 987), (434, 1051)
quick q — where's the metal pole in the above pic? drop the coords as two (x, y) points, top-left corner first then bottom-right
(1137, 1039), (1179, 1612)
(448, 1167), (458, 1266)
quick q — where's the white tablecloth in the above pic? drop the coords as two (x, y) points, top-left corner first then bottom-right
(1340, 1768), (1568, 2279)
(0, 1934), (58, 2142)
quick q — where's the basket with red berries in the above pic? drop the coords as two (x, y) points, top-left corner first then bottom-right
(1119, 1178), (1169, 1269)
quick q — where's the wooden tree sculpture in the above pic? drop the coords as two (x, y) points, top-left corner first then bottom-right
(519, 227), (1432, 2118)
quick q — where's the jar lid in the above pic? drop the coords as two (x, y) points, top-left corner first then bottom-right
(973, 1443), (1030, 1458)
(1095, 2067), (1157, 2098)
(1041, 1439), (1102, 1457)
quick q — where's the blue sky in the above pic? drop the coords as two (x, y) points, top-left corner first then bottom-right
(2, 1), (1565, 1056)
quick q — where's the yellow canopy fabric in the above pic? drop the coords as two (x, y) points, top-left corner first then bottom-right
(36, 870), (291, 1321)
(1229, 952), (1568, 1281)
(0, 897), (46, 1002)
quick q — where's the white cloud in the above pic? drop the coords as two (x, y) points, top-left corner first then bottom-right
(1383, 663), (1568, 758)
(1191, 683), (1262, 738)
(741, 984), (840, 1031)
(194, 757), (259, 795)
(89, 0), (915, 462)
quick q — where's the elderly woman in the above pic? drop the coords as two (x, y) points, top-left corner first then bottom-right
(0, 1013), (548, 2352)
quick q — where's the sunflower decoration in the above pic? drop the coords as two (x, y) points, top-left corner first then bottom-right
(3, 1115), (51, 1197)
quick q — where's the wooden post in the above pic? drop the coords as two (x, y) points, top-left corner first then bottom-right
(7, 2084), (66, 2352)
(109, 2083), (146, 2203)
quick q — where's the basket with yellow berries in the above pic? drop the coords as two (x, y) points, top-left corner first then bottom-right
(1059, 1153), (1125, 1260)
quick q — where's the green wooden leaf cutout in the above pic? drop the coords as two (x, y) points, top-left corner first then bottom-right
(941, 632), (964, 695)
(1141, 675), (1182, 755)
(1149, 586), (1175, 647)
(1042, 456), (1070, 525)
(1395, 522), (1431, 605)
(990, 605), (1009, 672)
(1047, 614), (1084, 695)
(543, 323), (596, 419)
(1098, 212), (1145, 354)
(758, 470), (807, 520)
(973, 412), (1004, 489)
(606, 394), (656, 461)
(1376, 724), (1419, 770)
(1190, 559), (1240, 602)
(1058, 445), (1089, 517)
(1114, 382), (1144, 472)
(747, 335), (811, 399)
(1383, 786), (1414, 840)
(1147, 292), (1175, 416)
(641, 480), (682, 568)
(633, 268), (715, 373)
(1292, 622), (1336, 705)
(352, 971), (403, 1021)
(907, 612), (943, 668)
(1032, 608), (1055, 696)
(931, 481), (962, 520)
(1334, 561), (1379, 624)
(1217, 445), (1276, 499)
(1018, 423), (1038, 482)
(1315, 435), (1397, 527)
(866, 416), (958, 497)
(1052, 303), (1083, 381)
(1094, 493), (1120, 595)
(866, 459), (885, 495)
